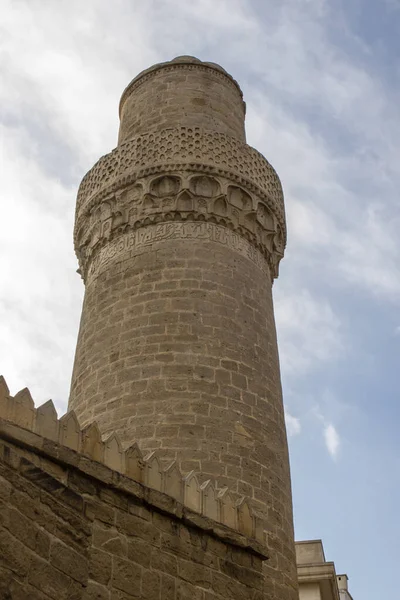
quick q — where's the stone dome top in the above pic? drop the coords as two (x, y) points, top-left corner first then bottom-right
(169, 55), (232, 78)
(170, 55), (202, 63)
(119, 56), (243, 117)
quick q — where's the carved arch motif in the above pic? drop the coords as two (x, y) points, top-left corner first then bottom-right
(75, 172), (284, 281)
(256, 202), (275, 231)
(189, 175), (220, 197)
(150, 175), (181, 197)
(227, 185), (252, 211)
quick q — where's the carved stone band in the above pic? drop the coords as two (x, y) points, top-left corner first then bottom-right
(86, 221), (271, 284)
(75, 127), (286, 236)
(74, 172), (285, 282)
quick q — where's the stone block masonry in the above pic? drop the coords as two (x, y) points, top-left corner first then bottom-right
(69, 56), (298, 599)
(0, 415), (267, 600)
(68, 55), (298, 599)
(0, 377), (264, 542)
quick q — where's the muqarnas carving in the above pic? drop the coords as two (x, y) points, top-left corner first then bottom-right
(75, 173), (285, 281)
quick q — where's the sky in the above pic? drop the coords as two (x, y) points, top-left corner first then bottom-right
(1, 0), (399, 597)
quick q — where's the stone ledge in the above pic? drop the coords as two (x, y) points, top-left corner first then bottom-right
(0, 418), (268, 560)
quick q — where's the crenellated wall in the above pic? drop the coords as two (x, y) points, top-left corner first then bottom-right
(0, 374), (269, 599)
(0, 375), (264, 542)
(0, 431), (267, 600)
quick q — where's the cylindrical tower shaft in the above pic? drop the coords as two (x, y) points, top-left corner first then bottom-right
(70, 56), (297, 599)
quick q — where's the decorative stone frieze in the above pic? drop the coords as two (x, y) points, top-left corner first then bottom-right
(75, 181), (284, 283)
(74, 129), (286, 280)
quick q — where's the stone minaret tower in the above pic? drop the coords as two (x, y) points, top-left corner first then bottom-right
(70, 56), (297, 599)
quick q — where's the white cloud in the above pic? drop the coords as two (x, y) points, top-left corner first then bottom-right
(246, 90), (400, 304)
(324, 423), (340, 459)
(313, 403), (342, 460)
(240, 0), (400, 305)
(0, 123), (82, 414)
(0, 0), (154, 165)
(285, 409), (302, 437)
(0, 0), (399, 417)
(274, 288), (343, 376)
(0, 0), (272, 411)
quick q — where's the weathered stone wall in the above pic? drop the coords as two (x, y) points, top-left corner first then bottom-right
(70, 228), (287, 490)
(0, 421), (267, 600)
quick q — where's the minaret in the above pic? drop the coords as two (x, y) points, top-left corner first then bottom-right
(69, 56), (297, 599)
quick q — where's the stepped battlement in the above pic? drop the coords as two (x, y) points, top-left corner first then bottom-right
(0, 375), (264, 545)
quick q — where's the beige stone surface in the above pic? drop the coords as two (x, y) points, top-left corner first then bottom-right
(118, 56), (246, 144)
(296, 540), (342, 600)
(67, 56), (297, 599)
(296, 540), (326, 566)
(0, 383), (266, 541)
(299, 583), (323, 600)
(0, 425), (266, 599)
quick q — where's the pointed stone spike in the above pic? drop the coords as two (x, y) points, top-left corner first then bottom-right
(82, 422), (104, 463)
(218, 489), (237, 530)
(14, 387), (34, 407)
(144, 451), (163, 492)
(35, 400), (58, 441)
(237, 498), (254, 538)
(104, 433), (124, 473)
(59, 411), (81, 451)
(200, 480), (219, 521)
(183, 471), (201, 513)
(125, 443), (144, 482)
(13, 387), (35, 430)
(0, 376), (11, 421)
(164, 461), (183, 502)
(125, 442), (143, 460)
(0, 376), (9, 399)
